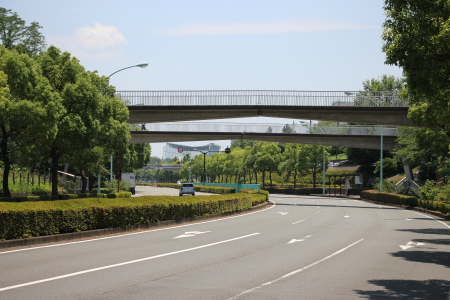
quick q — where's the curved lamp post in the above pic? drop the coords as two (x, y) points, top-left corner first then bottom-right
(108, 62), (148, 77)
(97, 63), (149, 194)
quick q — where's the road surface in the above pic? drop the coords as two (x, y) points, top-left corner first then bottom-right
(0, 193), (449, 299)
(132, 185), (215, 197)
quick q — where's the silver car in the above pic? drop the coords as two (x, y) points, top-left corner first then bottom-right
(179, 183), (195, 196)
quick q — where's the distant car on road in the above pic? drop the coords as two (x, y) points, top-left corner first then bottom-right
(179, 183), (195, 196)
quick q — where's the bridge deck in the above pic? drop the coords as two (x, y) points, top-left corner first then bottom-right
(130, 131), (396, 150)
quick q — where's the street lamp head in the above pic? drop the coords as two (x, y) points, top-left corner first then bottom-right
(136, 62), (148, 68)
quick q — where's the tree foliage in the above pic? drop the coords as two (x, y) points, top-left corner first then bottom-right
(0, 45), (60, 196)
(0, 8), (46, 56)
(383, 0), (450, 159)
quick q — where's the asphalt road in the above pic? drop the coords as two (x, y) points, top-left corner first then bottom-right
(132, 185), (215, 197)
(1, 193), (449, 299)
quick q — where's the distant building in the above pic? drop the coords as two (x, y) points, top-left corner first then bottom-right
(162, 142), (221, 161)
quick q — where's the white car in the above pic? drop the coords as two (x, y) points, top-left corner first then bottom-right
(179, 183), (195, 196)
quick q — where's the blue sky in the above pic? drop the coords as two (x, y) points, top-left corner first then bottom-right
(4, 0), (403, 158)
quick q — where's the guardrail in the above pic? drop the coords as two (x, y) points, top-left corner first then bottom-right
(117, 90), (407, 107)
(144, 122), (398, 136)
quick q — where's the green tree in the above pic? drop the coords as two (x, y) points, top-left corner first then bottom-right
(254, 142), (281, 186)
(0, 8), (46, 56)
(0, 46), (60, 197)
(300, 145), (328, 188)
(182, 153), (191, 163)
(362, 75), (404, 92)
(231, 140), (254, 151)
(280, 143), (301, 187)
(383, 0), (450, 159)
(355, 74), (405, 107)
(38, 46), (130, 195)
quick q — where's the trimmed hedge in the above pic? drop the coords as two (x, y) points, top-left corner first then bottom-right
(264, 187), (324, 195)
(239, 189), (269, 205)
(194, 185), (235, 194)
(361, 190), (450, 215)
(0, 193), (266, 240)
(0, 191), (129, 202)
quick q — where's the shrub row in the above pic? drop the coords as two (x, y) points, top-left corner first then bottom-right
(194, 185), (235, 194)
(0, 192), (131, 202)
(361, 190), (450, 215)
(0, 193), (265, 240)
(239, 189), (269, 205)
(139, 183), (239, 194)
(264, 187), (324, 195)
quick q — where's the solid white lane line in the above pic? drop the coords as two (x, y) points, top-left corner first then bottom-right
(292, 219), (306, 225)
(0, 233), (260, 292)
(228, 238), (365, 300)
(0, 202), (275, 255)
(411, 211), (450, 229)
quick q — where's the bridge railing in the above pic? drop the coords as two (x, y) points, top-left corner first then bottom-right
(144, 122), (398, 136)
(117, 90), (407, 107)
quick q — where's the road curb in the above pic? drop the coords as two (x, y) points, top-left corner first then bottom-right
(0, 202), (271, 250)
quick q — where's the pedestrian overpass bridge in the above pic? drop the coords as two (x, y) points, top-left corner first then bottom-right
(120, 90), (411, 126)
(130, 122), (397, 150)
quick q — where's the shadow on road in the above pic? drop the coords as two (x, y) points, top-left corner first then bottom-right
(391, 250), (450, 268)
(396, 228), (450, 236)
(354, 279), (450, 299)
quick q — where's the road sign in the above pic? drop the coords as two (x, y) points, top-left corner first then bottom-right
(178, 147), (183, 153)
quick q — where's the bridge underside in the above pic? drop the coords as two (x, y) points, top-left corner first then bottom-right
(127, 106), (411, 126)
(130, 131), (396, 150)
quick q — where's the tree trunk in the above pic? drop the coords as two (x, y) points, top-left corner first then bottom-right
(50, 147), (60, 196)
(312, 166), (317, 188)
(80, 169), (88, 193)
(0, 126), (11, 197)
(294, 168), (297, 188)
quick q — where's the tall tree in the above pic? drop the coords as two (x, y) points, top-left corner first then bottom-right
(300, 145), (328, 188)
(0, 46), (60, 197)
(38, 46), (130, 195)
(382, 0), (450, 159)
(280, 143), (301, 187)
(254, 142), (281, 186)
(0, 8), (46, 56)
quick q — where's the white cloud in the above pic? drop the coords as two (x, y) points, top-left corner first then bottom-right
(48, 23), (127, 60)
(156, 19), (376, 36)
(76, 23), (128, 49)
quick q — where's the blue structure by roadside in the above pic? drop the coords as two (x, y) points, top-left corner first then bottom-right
(194, 182), (260, 193)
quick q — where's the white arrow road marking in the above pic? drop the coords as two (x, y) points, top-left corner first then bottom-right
(288, 235), (312, 244)
(344, 215), (350, 218)
(278, 212), (289, 216)
(174, 231), (211, 239)
(399, 241), (426, 250)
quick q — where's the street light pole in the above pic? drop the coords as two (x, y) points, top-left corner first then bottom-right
(201, 151), (207, 183)
(380, 126), (384, 192)
(108, 62), (148, 77)
(105, 62), (148, 194)
(188, 166), (191, 182)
